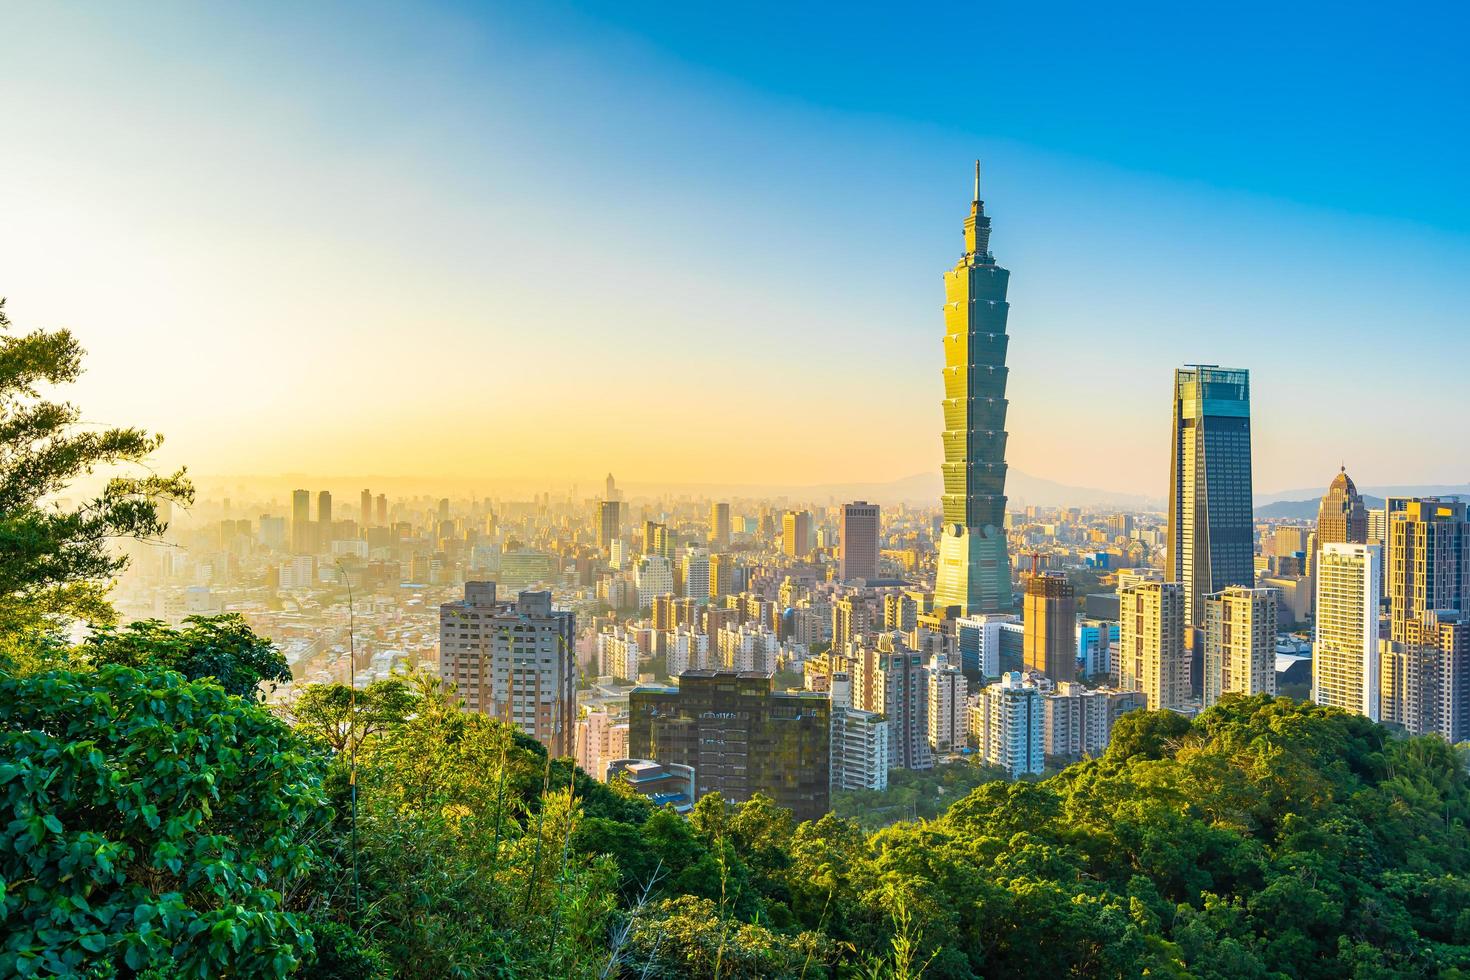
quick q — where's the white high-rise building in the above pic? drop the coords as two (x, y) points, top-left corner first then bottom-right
(1043, 682), (1146, 759)
(1202, 586), (1278, 707)
(635, 555), (674, 609)
(716, 623), (780, 674)
(1313, 543), (1382, 720)
(597, 628), (641, 681)
(1118, 580), (1189, 712)
(830, 705), (889, 792)
(926, 657), (969, 753)
(668, 626), (709, 677)
(969, 672), (1044, 777)
(682, 547), (711, 603)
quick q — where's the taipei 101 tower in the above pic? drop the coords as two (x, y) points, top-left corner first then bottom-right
(934, 162), (1014, 615)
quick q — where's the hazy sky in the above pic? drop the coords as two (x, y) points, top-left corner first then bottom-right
(3, 1), (1467, 497)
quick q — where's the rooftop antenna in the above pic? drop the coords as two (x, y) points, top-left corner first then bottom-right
(973, 159), (981, 203)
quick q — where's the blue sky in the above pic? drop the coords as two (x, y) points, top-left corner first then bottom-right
(1, 1), (1466, 498)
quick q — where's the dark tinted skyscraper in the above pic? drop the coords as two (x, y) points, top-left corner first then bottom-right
(935, 162), (1013, 615)
(628, 671), (830, 820)
(1167, 366), (1254, 628)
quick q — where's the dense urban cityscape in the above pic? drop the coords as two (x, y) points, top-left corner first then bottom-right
(108, 172), (1467, 826)
(5, 4), (1468, 977)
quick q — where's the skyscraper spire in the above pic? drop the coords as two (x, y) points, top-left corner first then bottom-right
(935, 166), (1012, 616)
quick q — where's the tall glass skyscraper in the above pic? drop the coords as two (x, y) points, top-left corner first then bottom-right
(935, 163), (1013, 615)
(1166, 366), (1255, 628)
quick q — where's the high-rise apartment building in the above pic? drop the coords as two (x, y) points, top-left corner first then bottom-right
(709, 553), (740, 597)
(1118, 580), (1189, 712)
(291, 489), (311, 553)
(439, 582), (576, 756)
(1023, 572), (1076, 682)
(830, 705), (889, 792)
(926, 658), (968, 753)
(628, 671), (830, 821)
(1313, 543), (1381, 720)
(1202, 586), (1278, 707)
(935, 163), (1013, 617)
(681, 547), (710, 603)
(317, 490), (333, 530)
(1166, 366), (1254, 629)
(873, 646), (934, 770)
(969, 672), (1044, 777)
(1386, 498), (1470, 645)
(360, 489), (373, 528)
(374, 493), (387, 527)
(574, 708), (629, 783)
(839, 501), (880, 583)
(1316, 467), (1368, 549)
(1042, 683), (1147, 760)
(782, 510), (813, 559)
(710, 502), (731, 550)
(832, 595), (871, 656)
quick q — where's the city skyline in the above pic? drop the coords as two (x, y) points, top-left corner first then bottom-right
(3, 3), (1468, 497)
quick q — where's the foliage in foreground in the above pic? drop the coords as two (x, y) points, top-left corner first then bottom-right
(3, 611), (1470, 977)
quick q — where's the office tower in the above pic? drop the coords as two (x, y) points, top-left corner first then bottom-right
(628, 671), (830, 821)
(710, 502), (731, 549)
(635, 555), (674, 609)
(839, 501), (880, 582)
(597, 499), (621, 553)
(360, 489), (373, 528)
(830, 704), (889, 792)
(681, 547), (710, 603)
(1313, 543), (1382, 720)
(1386, 498), (1470, 645)
(1118, 580), (1189, 712)
(1043, 683), (1147, 760)
(782, 510), (813, 559)
(1166, 366), (1254, 628)
(375, 494), (387, 527)
(832, 595), (871, 655)
(927, 658), (968, 753)
(969, 672), (1044, 777)
(1023, 572), (1077, 682)
(1202, 586), (1278, 707)
(935, 163), (1013, 617)
(437, 498), (449, 523)
(317, 490), (333, 529)
(954, 613), (1016, 678)
(605, 472), (618, 501)
(498, 550), (555, 591)
(439, 583), (576, 756)
(1316, 467), (1368, 548)
(290, 489), (311, 553)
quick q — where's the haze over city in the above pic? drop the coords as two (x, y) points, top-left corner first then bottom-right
(3, 2), (1467, 496)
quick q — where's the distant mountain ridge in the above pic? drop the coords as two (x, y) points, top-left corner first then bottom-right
(1254, 485), (1469, 521)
